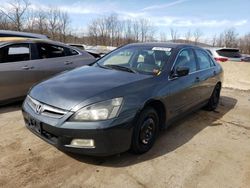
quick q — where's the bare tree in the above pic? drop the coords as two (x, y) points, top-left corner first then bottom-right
(193, 29), (202, 44)
(114, 20), (124, 46)
(36, 10), (48, 34)
(239, 33), (250, 54)
(88, 20), (99, 45)
(124, 19), (133, 43)
(211, 34), (217, 47)
(216, 33), (224, 47)
(170, 28), (179, 42)
(106, 14), (119, 46)
(223, 28), (238, 48)
(160, 32), (167, 42)
(139, 18), (149, 42)
(25, 9), (36, 32)
(47, 8), (61, 40)
(0, 12), (10, 29)
(132, 20), (140, 42)
(98, 17), (108, 45)
(59, 12), (70, 42)
(184, 30), (192, 43)
(0, 0), (30, 31)
(86, 15), (155, 46)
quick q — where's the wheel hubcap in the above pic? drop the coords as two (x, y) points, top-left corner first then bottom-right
(140, 118), (155, 145)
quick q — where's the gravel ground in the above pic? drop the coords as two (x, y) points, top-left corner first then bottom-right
(0, 61), (250, 188)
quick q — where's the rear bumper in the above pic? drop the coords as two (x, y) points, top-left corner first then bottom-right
(22, 110), (134, 156)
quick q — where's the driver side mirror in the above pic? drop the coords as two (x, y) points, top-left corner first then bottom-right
(172, 67), (189, 78)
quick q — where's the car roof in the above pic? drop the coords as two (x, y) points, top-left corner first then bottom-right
(126, 42), (201, 50)
(0, 30), (48, 39)
(0, 37), (68, 47)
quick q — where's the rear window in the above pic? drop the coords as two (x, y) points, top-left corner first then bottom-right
(36, 43), (65, 59)
(68, 48), (79, 56)
(216, 49), (241, 58)
(36, 43), (79, 59)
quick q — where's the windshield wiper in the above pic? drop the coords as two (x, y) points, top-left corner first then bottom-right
(96, 62), (111, 69)
(105, 64), (137, 73)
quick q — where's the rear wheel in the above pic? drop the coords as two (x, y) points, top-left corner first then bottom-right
(131, 107), (159, 154)
(206, 83), (221, 111)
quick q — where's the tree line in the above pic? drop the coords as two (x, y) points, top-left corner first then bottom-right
(0, 0), (70, 42)
(1, 0), (250, 54)
(87, 14), (155, 46)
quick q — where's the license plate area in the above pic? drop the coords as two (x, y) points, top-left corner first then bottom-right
(28, 117), (42, 134)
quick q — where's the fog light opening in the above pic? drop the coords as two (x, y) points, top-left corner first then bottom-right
(65, 139), (95, 148)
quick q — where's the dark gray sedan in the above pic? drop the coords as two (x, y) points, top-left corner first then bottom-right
(0, 38), (95, 104)
(22, 43), (223, 156)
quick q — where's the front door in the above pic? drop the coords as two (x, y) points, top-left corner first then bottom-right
(166, 48), (201, 120)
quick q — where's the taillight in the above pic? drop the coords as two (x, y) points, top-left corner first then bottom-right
(214, 57), (228, 62)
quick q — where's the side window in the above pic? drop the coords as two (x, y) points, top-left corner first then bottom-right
(174, 49), (197, 73)
(195, 49), (212, 70)
(0, 43), (30, 63)
(36, 43), (66, 59)
(67, 48), (79, 56)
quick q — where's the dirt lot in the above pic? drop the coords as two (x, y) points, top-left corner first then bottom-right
(220, 61), (250, 90)
(0, 61), (250, 188)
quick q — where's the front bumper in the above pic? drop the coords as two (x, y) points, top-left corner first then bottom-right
(22, 102), (134, 156)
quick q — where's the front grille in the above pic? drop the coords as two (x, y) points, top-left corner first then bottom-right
(26, 95), (67, 119)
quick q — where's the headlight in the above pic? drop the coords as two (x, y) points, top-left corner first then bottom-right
(69, 97), (123, 121)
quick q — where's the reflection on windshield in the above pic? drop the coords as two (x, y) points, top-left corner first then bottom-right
(96, 46), (172, 75)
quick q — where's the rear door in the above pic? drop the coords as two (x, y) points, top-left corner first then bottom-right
(0, 43), (38, 101)
(28, 42), (93, 83)
(28, 43), (78, 83)
(194, 49), (217, 101)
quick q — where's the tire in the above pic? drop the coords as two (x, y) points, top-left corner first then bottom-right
(130, 107), (159, 154)
(206, 83), (221, 111)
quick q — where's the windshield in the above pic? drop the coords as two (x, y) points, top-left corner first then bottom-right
(96, 46), (172, 75)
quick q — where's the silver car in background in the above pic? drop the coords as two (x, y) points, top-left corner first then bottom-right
(0, 37), (96, 104)
(205, 47), (242, 62)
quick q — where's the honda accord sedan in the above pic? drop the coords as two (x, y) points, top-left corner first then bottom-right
(0, 37), (95, 105)
(22, 43), (223, 156)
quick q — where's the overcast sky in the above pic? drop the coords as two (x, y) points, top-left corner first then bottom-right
(3, 0), (250, 40)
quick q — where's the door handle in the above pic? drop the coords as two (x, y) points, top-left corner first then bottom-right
(22, 66), (34, 70)
(195, 77), (200, 82)
(64, 61), (73, 65)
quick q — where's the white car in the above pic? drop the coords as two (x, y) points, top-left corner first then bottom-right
(68, 43), (87, 50)
(205, 47), (242, 62)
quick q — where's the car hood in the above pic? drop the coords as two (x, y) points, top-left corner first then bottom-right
(29, 66), (151, 110)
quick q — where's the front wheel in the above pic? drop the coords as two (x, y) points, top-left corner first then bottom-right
(206, 84), (221, 111)
(130, 107), (159, 154)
